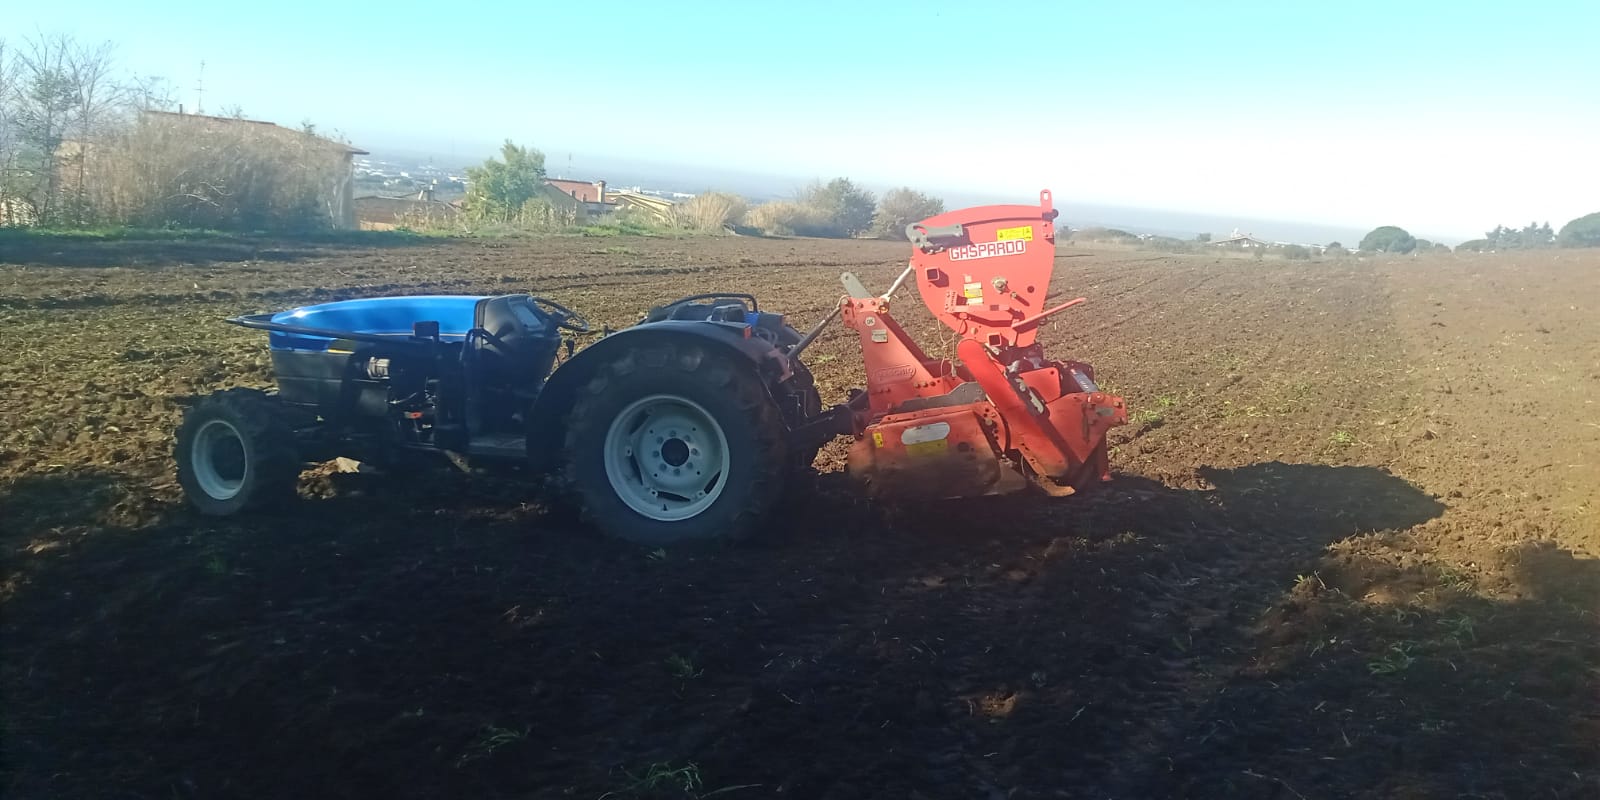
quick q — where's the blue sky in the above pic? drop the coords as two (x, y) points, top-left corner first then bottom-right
(9, 0), (1598, 239)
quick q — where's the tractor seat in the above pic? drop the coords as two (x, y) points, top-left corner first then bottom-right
(645, 300), (749, 323)
(470, 295), (559, 397)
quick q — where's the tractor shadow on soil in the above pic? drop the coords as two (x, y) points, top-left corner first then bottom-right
(792, 460), (1447, 558)
(0, 469), (129, 533)
(3, 461), (1596, 798)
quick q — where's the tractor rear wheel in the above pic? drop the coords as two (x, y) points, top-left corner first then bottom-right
(175, 388), (301, 516)
(564, 343), (786, 544)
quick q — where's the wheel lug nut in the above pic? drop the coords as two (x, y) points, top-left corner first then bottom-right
(652, 451), (660, 458)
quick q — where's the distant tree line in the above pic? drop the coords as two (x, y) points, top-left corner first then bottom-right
(1457, 221), (1563, 252)
(462, 143), (946, 239)
(1358, 215), (1600, 255)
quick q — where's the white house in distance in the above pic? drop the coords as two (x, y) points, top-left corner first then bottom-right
(1212, 228), (1271, 249)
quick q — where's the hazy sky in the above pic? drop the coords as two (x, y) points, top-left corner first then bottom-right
(10, 1), (1597, 239)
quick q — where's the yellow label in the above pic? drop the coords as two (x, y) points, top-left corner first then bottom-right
(872, 431), (885, 448)
(905, 439), (948, 458)
(995, 225), (1034, 241)
(963, 282), (984, 299)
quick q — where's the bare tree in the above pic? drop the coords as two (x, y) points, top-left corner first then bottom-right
(0, 34), (131, 225)
(63, 39), (123, 223)
(126, 74), (177, 113)
(0, 39), (15, 159)
(0, 38), (27, 220)
(12, 34), (80, 224)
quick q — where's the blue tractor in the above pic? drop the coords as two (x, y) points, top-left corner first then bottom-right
(175, 292), (845, 544)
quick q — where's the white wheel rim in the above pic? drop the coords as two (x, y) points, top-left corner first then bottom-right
(602, 394), (730, 522)
(192, 419), (247, 500)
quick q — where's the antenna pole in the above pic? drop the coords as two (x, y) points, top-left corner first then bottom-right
(195, 60), (206, 114)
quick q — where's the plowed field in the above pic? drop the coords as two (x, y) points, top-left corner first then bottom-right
(2, 234), (1596, 799)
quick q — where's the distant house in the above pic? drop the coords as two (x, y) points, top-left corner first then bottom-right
(608, 190), (677, 223)
(543, 178), (618, 216)
(1212, 229), (1270, 249)
(138, 111), (369, 228)
(355, 185), (460, 230)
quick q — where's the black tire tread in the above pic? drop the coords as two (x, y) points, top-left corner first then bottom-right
(562, 343), (786, 542)
(175, 388), (301, 515)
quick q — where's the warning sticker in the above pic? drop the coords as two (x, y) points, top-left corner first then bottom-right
(901, 421), (951, 458)
(995, 225), (1034, 241)
(872, 431), (885, 448)
(963, 282), (983, 299)
(949, 239), (1026, 261)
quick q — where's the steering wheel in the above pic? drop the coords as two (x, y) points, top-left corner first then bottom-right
(531, 296), (592, 333)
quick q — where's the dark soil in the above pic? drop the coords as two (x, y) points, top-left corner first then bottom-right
(2, 234), (1596, 799)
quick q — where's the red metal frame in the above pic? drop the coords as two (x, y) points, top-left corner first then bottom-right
(842, 190), (1128, 497)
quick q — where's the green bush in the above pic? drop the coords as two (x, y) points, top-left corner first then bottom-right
(1558, 212), (1600, 248)
(801, 178), (876, 237)
(1359, 225), (1417, 253)
(871, 187), (944, 239)
(1282, 244), (1312, 260)
(464, 141), (548, 224)
(745, 178), (877, 238)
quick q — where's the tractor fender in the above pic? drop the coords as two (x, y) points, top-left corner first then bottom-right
(527, 321), (788, 473)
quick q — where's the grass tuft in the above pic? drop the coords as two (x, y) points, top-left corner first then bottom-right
(1367, 643), (1417, 675)
(455, 725), (529, 767)
(666, 654), (703, 680)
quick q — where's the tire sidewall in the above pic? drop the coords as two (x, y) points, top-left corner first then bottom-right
(570, 361), (769, 544)
(175, 391), (296, 516)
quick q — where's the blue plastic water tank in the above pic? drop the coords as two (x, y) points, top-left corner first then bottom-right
(268, 296), (485, 351)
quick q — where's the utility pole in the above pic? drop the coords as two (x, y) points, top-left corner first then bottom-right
(195, 60), (206, 114)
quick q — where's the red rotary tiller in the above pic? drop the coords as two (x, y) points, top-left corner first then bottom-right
(820, 190), (1127, 498)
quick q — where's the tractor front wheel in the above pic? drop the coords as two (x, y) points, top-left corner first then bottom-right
(564, 344), (786, 544)
(175, 388), (301, 516)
